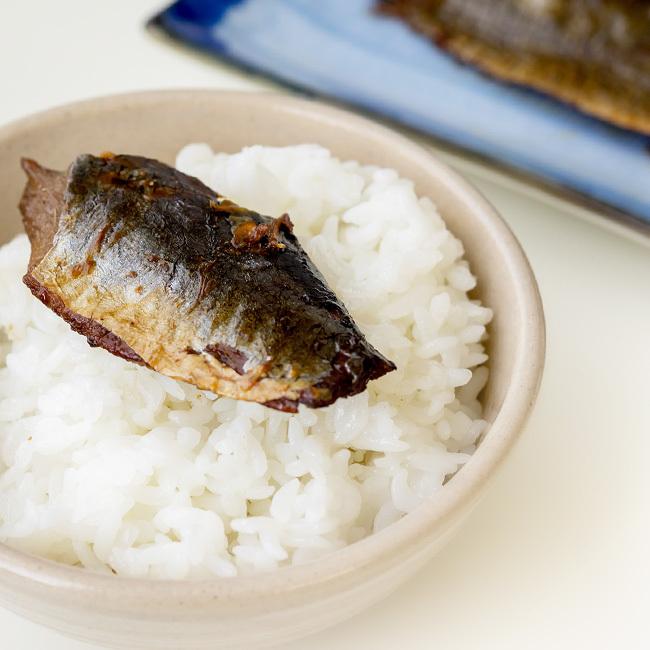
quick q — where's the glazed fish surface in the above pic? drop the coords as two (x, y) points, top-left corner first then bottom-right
(19, 154), (395, 412)
(377, 0), (650, 135)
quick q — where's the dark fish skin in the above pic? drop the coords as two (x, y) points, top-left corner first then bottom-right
(377, 0), (650, 135)
(19, 154), (395, 412)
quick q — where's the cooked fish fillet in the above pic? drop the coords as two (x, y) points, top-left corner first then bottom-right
(19, 154), (395, 412)
(378, 0), (650, 135)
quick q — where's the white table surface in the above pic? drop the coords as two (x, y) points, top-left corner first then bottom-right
(2, 2), (649, 648)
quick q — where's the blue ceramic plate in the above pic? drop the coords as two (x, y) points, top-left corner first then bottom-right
(148, 0), (650, 230)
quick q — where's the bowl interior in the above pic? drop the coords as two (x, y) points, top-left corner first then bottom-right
(0, 90), (543, 598)
(0, 90), (523, 418)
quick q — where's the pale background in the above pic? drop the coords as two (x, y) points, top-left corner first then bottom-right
(1, 1), (649, 648)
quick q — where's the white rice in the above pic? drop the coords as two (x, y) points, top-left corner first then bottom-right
(0, 144), (492, 579)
